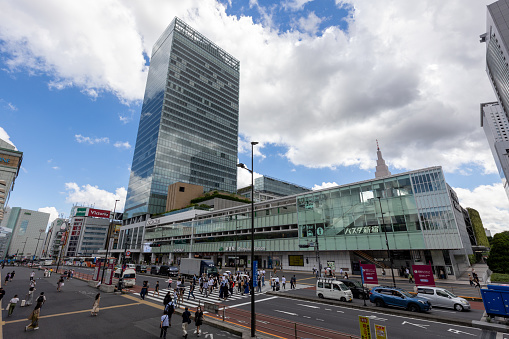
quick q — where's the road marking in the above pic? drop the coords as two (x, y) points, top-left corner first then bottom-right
(297, 303), (320, 309)
(2, 301), (141, 325)
(432, 309), (456, 314)
(303, 316), (311, 318)
(365, 315), (387, 321)
(448, 329), (476, 336)
(402, 321), (430, 329)
(316, 318), (324, 321)
(325, 308), (332, 311)
(224, 296), (278, 309)
(336, 310), (344, 313)
(274, 310), (298, 316)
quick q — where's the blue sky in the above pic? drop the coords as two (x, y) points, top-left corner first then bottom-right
(1, 0), (508, 234)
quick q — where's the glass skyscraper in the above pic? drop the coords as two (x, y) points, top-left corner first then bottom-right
(124, 18), (240, 219)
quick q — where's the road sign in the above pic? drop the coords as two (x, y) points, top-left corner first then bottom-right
(359, 316), (372, 339)
(375, 324), (387, 339)
(253, 260), (258, 287)
(125, 251), (131, 257)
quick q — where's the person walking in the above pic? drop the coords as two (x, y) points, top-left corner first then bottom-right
(408, 272), (413, 283)
(30, 271), (35, 281)
(164, 298), (175, 325)
(26, 284), (36, 306)
(4, 272), (10, 285)
(257, 276), (262, 293)
(195, 306), (204, 337)
(281, 276), (286, 289)
(91, 293), (100, 316)
(36, 292), (46, 309)
(160, 311), (170, 339)
(153, 281), (160, 297)
(24, 303), (41, 331)
(10, 270), (15, 281)
(7, 294), (19, 317)
(0, 287), (5, 305)
(290, 275), (296, 289)
(140, 281), (149, 300)
(182, 306), (191, 339)
(187, 283), (195, 300)
(57, 276), (65, 292)
(163, 292), (172, 309)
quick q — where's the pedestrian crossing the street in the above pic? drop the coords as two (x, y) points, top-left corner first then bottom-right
(133, 286), (265, 310)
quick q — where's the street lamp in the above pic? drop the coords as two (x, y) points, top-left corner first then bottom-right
(21, 240), (28, 260)
(377, 196), (396, 287)
(237, 140), (258, 338)
(101, 199), (119, 283)
(32, 229), (45, 264)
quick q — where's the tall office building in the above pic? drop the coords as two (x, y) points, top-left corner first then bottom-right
(124, 17), (240, 219)
(481, 102), (509, 198)
(481, 1), (509, 200)
(482, 0), (509, 119)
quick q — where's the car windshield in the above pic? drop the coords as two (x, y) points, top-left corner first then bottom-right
(352, 281), (362, 287)
(207, 266), (218, 274)
(400, 290), (413, 298)
(340, 284), (349, 291)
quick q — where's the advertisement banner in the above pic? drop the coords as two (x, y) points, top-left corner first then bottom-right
(253, 260), (258, 287)
(361, 264), (379, 285)
(412, 264), (435, 286)
(375, 324), (387, 339)
(359, 316), (372, 339)
(107, 263), (115, 285)
(93, 261), (102, 281)
(75, 207), (87, 217)
(87, 208), (111, 218)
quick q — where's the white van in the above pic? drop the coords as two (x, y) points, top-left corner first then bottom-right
(316, 278), (353, 302)
(112, 268), (136, 287)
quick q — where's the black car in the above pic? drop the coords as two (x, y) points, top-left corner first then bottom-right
(168, 266), (179, 277)
(150, 266), (159, 275)
(158, 265), (170, 276)
(337, 279), (370, 299)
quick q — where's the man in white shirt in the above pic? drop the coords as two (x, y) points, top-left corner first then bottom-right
(30, 271), (35, 281)
(281, 276), (286, 289)
(8, 294), (19, 316)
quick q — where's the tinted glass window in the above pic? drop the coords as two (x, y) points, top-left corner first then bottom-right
(318, 282), (323, 288)
(325, 282), (332, 289)
(437, 290), (449, 298)
(333, 284), (341, 291)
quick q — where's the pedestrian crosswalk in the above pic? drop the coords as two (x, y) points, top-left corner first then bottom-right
(133, 286), (266, 310)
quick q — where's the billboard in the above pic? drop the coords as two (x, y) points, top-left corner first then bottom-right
(361, 264), (378, 285)
(412, 264), (435, 286)
(87, 208), (111, 219)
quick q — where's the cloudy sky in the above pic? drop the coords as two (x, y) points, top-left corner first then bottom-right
(0, 0), (507, 234)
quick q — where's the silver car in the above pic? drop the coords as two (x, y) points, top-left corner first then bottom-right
(416, 286), (470, 311)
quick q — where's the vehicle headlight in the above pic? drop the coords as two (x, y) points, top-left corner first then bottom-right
(461, 300), (469, 304)
(418, 300), (426, 304)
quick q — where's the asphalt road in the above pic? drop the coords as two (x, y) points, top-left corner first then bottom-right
(1, 266), (241, 338)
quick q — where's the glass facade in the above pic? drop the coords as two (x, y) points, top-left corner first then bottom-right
(124, 18), (240, 219)
(254, 176), (311, 197)
(144, 167), (465, 254)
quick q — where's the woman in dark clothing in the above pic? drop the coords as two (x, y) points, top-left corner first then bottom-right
(195, 306), (204, 337)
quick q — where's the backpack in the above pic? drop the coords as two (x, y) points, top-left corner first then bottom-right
(37, 296), (44, 303)
(165, 302), (175, 314)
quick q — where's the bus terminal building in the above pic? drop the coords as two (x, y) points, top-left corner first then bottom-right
(118, 166), (479, 280)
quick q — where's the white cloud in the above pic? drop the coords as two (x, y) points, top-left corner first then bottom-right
(20, 166), (27, 173)
(0, 126), (17, 150)
(119, 109), (135, 124)
(64, 182), (126, 211)
(0, 0), (499, 177)
(282, 0), (314, 11)
(38, 206), (59, 229)
(312, 181), (339, 190)
(52, 166), (60, 170)
(238, 137), (266, 159)
(296, 11), (323, 35)
(114, 141), (132, 149)
(75, 134), (109, 144)
(454, 183), (509, 235)
(237, 164), (263, 189)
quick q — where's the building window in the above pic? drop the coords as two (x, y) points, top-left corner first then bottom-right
(179, 187), (185, 192)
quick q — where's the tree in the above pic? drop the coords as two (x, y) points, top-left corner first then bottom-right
(487, 231), (509, 274)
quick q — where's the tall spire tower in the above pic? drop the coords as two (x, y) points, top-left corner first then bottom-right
(375, 140), (391, 178)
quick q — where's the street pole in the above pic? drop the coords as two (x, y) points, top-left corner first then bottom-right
(250, 141), (257, 338)
(21, 240), (28, 261)
(315, 226), (322, 277)
(101, 199), (119, 283)
(32, 229), (45, 264)
(118, 228), (130, 292)
(377, 197), (396, 287)
(235, 215), (238, 273)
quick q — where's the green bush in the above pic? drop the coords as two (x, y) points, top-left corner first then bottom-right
(491, 273), (509, 283)
(190, 192), (250, 204)
(468, 254), (476, 265)
(467, 208), (490, 248)
(487, 231), (509, 274)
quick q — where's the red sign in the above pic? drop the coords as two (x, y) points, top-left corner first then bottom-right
(87, 208), (111, 218)
(412, 264), (435, 286)
(361, 264), (378, 284)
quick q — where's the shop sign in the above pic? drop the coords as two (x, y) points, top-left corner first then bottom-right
(344, 226), (379, 235)
(375, 324), (387, 339)
(146, 218), (161, 226)
(361, 264), (378, 285)
(173, 248), (184, 253)
(87, 208), (111, 218)
(412, 264), (435, 286)
(359, 316), (372, 339)
(225, 246), (266, 252)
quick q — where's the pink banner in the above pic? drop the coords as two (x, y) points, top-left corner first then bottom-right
(361, 264), (378, 285)
(412, 264), (435, 286)
(87, 208), (111, 218)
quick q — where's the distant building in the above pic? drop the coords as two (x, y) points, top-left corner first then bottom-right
(375, 140), (391, 179)
(43, 218), (67, 259)
(0, 137), (22, 222)
(0, 207), (49, 259)
(485, 228), (492, 238)
(124, 17), (240, 219)
(238, 176), (311, 202)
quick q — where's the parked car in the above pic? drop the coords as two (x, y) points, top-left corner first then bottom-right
(150, 266), (159, 275)
(168, 266), (179, 277)
(159, 265), (170, 276)
(416, 286), (470, 311)
(369, 286), (431, 312)
(316, 278), (353, 302)
(337, 279), (370, 299)
(135, 265), (147, 273)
